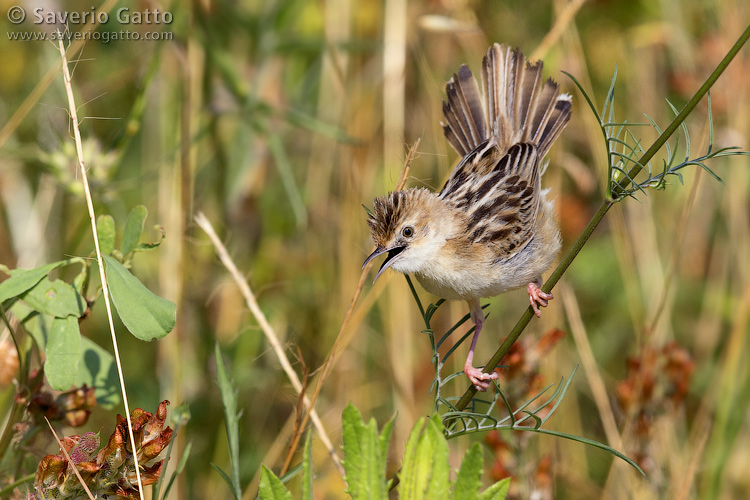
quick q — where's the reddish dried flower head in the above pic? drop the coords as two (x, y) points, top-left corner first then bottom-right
(614, 343), (695, 473)
(35, 454), (67, 490)
(33, 400), (174, 500)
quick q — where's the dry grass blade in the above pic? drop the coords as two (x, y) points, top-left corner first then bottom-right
(280, 138), (421, 475)
(56, 36), (144, 498)
(560, 283), (621, 447)
(194, 212), (344, 477)
(531, 0), (589, 61)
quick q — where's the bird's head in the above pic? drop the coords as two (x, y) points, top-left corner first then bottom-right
(363, 188), (449, 281)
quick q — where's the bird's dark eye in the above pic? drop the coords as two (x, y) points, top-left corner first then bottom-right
(401, 226), (414, 238)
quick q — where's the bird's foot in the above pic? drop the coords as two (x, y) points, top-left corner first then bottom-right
(464, 364), (499, 392)
(527, 282), (553, 318)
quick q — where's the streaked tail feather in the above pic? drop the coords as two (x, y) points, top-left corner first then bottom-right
(442, 65), (487, 156)
(442, 43), (572, 159)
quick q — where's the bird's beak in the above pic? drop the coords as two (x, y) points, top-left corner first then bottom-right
(362, 245), (406, 283)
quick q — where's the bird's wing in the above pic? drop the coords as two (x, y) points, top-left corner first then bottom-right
(439, 143), (541, 256)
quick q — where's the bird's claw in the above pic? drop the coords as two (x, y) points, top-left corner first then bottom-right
(464, 365), (499, 392)
(527, 282), (553, 318)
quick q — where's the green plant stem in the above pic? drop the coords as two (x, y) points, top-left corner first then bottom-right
(0, 473), (35, 496)
(453, 22), (750, 412)
(613, 23), (750, 198)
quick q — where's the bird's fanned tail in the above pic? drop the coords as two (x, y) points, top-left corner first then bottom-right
(442, 65), (488, 156)
(441, 43), (572, 159)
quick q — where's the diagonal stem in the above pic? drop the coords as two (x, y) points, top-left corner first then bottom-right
(453, 23), (750, 412)
(57, 37), (144, 498)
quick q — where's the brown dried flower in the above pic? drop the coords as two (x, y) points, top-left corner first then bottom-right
(33, 400), (173, 499)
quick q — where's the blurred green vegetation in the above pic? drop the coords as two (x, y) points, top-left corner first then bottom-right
(1, 0), (749, 498)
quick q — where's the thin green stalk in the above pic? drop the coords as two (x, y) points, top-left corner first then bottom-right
(613, 23), (750, 198)
(0, 473), (35, 496)
(453, 23), (750, 412)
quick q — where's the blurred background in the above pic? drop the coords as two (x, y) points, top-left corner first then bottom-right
(0, 0), (749, 498)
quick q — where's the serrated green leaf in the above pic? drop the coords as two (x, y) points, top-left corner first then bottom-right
(103, 255), (175, 341)
(46, 316), (81, 390)
(121, 205), (148, 256)
(424, 417), (450, 498)
(302, 431), (313, 500)
(454, 443), (483, 500)
(478, 477), (510, 500)
(0, 260), (71, 303)
(400, 416), (424, 495)
(401, 416), (450, 500)
(20, 276), (85, 318)
(76, 336), (120, 409)
(258, 465), (293, 500)
(342, 403), (388, 500)
(379, 414), (395, 481)
(97, 215), (116, 256)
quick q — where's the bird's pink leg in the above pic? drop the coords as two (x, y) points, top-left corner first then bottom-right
(463, 298), (499, 391)
(527, 279), (554, 318)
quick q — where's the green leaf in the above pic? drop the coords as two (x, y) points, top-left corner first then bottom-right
(267, 133), (307, 227)
(342, 403), (389, 500)
(0, 260), (71, 304)
(97, 215), (116, 256)
(121, 205), (148, 256)
(400, 417), (425, 498)
(103, 255), (175, 341)
(20, 276), (85, 318)
(424, 416), (450, 498)
(522, 427), (646, 478)
(46, 316), (81, 390)
(453, 443), (483, 500)
(258, 465), (293, 500)
(285, 107), (364, 145)
(134, 225), (166, 252)
(401, 416), (450, 500)
(12, 302), (51, 350)
(211, 463), (238, 499)
(160, 440), (192, 500)
(478, 477), (510, 500)
(72, 265), (88, 296)
(76, 336), (120, 409)
(215, 343), (242, 500)
(302, 431), (313, 500)
(379, 415), (395, 481)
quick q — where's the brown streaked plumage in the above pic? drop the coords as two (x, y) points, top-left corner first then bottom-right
(364, 43), (572, 391)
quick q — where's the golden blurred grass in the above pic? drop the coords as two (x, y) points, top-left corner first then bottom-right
(0, 0), (749, 498)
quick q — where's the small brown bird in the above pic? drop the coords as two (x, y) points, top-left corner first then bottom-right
(364, 44), (572, 390)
